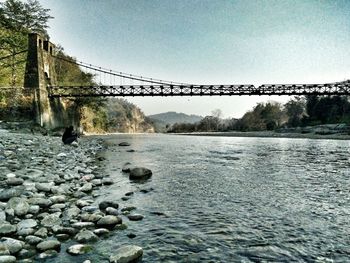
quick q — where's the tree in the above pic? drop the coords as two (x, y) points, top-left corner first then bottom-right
(284, 97), (305, 127)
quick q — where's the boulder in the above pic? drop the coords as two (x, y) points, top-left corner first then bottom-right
(109, 245), (143, 263)
(129, 168), (152, 180)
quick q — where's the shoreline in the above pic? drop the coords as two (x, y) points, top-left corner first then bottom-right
(174, 131), (350, 140)
(0, 131), (144, 262)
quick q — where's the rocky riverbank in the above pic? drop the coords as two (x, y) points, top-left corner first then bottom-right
(0, 131), (145, 262)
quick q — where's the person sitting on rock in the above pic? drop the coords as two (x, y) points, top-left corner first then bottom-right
(62, 126), (78, 144)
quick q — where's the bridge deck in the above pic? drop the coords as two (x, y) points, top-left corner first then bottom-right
(48, 83), (350, 97)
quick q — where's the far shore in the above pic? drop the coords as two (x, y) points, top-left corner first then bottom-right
(174, 131), (350, 140)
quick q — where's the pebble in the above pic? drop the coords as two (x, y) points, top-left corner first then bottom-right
(0, 224), (16, 236)
(97, 215), (122, 229)
(0, 238), (24, 254)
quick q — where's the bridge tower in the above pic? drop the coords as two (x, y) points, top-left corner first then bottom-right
(24, 33), (65, 128)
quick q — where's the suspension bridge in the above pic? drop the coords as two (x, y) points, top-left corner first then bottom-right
(49, 55), (350, 98)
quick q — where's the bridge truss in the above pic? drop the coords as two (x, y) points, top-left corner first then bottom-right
(49, 55), (350, 98)
(48, 82), (350, 98)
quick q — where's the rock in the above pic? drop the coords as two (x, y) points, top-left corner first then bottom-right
(0, 238), (23, 254)
(106, 207), (119, 216)
(129, 167), (152, 180)
(80, 183), (93, 192)
(17, 219), (37, 230)
(97, 215), (122, 229)
(71, 222), (95, 229)
(126, 149), (135, 153)
(81, 206), (98, 213)
(75, 230), (99, 243)
(56, 234), (70, 241)
(53, 226), (78, 236)
(99, 201), (119, 210)
(91, 179), (102, 186)
(109, 245), (143, 263)
(0, 224), (16, 236)
(127, 233), (136, 239)
(35, 183), (52, 192)
(63, 207), (80, 220)
(121, 197), (130, 201)
(28, 198), (52, 208)
(0, 244), (9, 255)
(41, 214), (62, 228)
(125, 192), (134, 196)
(49, 195), (66, 204)
(102, 178), (114, 185)
(121, 206), (136, 212)
(80, 213), (103, 223)
(25, 235), (43, 245)
(122, 163), (133, 173)
(34, 227), (48, 238)
(37, 249), (58, 259)
(76, 200), (93, 208)
(5, 178), (24, 186)
(16, 228), (35, 236)
(50, 203), (66, 210)
(118, 142), (130, 146)
(114, 224), (128, 231)
(6, 197), (29, 216)
(67, 244), (93, 255)
(127, 214), (144, 221)
(93, 228), (109, 236)
(0, 211), (6, 222)
(36, 240), (61, 252)
(0, 255), (16, 263)
(28, 205), (40, 214)
(17, 248), (36, 259)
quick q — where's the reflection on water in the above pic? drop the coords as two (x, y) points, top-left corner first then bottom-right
(56, 134), (350, 262)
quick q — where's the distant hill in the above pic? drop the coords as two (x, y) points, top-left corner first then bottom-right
(148, 111), (203, 125)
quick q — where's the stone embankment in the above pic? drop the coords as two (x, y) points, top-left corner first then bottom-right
(0, 131), (145, 262)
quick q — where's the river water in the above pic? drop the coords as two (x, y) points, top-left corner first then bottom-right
(61, 134), (350, 262)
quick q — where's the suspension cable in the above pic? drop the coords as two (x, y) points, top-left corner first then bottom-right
(53, 55), (191, 86)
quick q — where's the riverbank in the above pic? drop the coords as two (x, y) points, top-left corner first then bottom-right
(176, 131), (350, 140)
(0, 130), (144, 262)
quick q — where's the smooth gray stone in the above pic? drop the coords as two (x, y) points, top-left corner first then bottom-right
(109, 245), (143, 263)
(66, 244), (93, 255)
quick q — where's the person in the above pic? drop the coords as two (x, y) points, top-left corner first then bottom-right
(62, 126), (78, 144)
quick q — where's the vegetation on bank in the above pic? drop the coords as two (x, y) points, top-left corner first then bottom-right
(168, 96), (350, 133)
(0, 0), (153, 133)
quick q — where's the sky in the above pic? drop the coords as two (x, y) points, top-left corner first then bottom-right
(38, 0), (350, 118)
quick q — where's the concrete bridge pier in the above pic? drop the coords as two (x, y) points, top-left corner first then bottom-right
(24, 33), (69, 129)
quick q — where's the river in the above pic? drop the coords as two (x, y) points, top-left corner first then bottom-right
(59, 134), (350, 262)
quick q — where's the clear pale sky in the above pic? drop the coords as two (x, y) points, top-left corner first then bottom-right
(40, 0), (350, 118)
